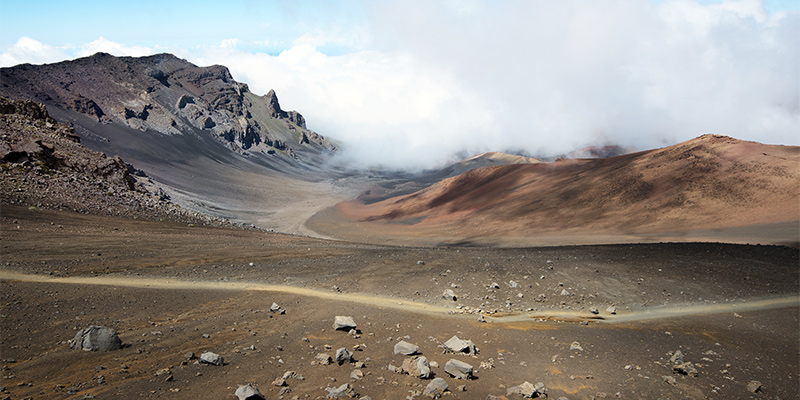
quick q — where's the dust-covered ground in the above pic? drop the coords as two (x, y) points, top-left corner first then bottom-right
(1, 205), (798, 399)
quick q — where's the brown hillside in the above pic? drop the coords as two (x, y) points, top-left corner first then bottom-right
(326, 135), (799, 246)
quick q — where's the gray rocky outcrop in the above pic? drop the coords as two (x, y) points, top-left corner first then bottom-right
(70, 325), (122, 351)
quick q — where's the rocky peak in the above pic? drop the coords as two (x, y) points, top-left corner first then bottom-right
(265, 89), (306, 129)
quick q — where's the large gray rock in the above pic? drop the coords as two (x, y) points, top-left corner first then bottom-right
(335, 347), (353, 365)
(507, 381), (546, 398)
(394, 340), (420, 355)
(669, 350), (684, 364)
(70, 325), (122, 351)
(333, 316), (357, 331)
(423, 377), (449, 398)
(402, 355), (431, 379)
(200, 351), (224, 366)
(444, 359), (473, 379)
(235, 383), (265, 400)
(442, 289), (457, 301)
(270, 302), (286, 314)
(444, 336), (477, 354)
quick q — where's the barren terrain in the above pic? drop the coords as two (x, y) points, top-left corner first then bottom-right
(2, 205), (798, 399)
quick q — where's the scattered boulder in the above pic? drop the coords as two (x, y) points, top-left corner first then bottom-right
(334, 316), (357, 331)
(335, 347), (353, 365)
(673, 362), (698, 377)
(326, 383), (357, 398)
(444, 336), (478, 354)
(200, 351), (224, 366)
(746, 380), (762, 393)
(394, 340), (420, 355)
(423, 377), (449, 398)
(70, 326), (122, 351)
(271, 377), (287, 387)
(350, 369), (363, 380)
(662, 375), (677, 385)
(570, 341), (583, 351)
(235, 383), (265, 400)
(606, 306), (617, 315)
(402, 355), (432, 379)
(489, 282), (500, 289)
(270, 302), (286, 314)
(442, 289), (457, 301)
(589, 306), (599, 314)
(509, 280), (519, 288)
(507, 381), (546, 398)
(444, 359), (473, 379)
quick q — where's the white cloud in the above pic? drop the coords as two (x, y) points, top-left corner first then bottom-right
(2, 1), (797, 170)
(0, 36), (69, 67)
(76, 37), (155, 58)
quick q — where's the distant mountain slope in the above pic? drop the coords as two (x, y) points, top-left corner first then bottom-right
(0, 53), (334, 166)
(328, 135), (799, 245)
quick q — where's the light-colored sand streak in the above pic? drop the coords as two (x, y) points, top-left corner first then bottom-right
(2, 271), (797, 325)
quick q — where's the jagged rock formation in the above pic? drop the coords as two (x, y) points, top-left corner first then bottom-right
(0, 97), (227, 225)
(0, 53), (335, 161)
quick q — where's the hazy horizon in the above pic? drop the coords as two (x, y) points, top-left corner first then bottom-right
(1, 0), (798, 169)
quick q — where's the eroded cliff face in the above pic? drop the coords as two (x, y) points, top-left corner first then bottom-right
(0, 52), (335, 162)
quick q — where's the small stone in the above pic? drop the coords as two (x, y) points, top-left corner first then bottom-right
(444, 359), (473, 379)
(350, 369), (363, 380)
(570, 342), (583, 351)
(335, 348), (353, 365)
(673, 362), (698, 377)
(423, 377), (449, 398)
(315, 353), (332, 365)
(589, 306), (599, 314)
(746, 380), (762, 393)
(444, 336), (478, 354)
(334, 316), (357, 331)
(669, 350), (684, 365)
(394, 341), (419, 355)
(560, 289), (570, 296)
(402, 355), (431, 379)
(199, 351), (224, 366)
(270, 302), (286, 314)
(509, 280), (519, 288)
(326, 383), (356, 398)
(606, 306), (617, 314)
(442, 289), (457, 301)
(235, 383), (265, 400)
(507, 381), (546, 398)
(662, 375), (677, 385)
(271, 377), (287, 387)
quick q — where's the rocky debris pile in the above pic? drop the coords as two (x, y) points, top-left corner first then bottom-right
(69, 326), (122, 351)
(0, 97), (237, 227)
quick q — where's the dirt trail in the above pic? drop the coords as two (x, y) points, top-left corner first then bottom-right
(3, 270), (797, 325)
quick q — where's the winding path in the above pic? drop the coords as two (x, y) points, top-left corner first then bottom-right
(2, 270), (797, 324)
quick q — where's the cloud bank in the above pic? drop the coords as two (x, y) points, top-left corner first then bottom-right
(2, 1), (798, 170)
